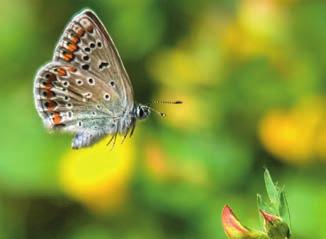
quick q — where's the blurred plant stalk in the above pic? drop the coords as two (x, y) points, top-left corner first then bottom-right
(222, 169), (291, 239)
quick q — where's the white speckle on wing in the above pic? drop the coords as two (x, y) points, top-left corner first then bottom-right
(87, 78), (95, 85)
(103, 93), (110, 101)
(76, 79), (83, 86)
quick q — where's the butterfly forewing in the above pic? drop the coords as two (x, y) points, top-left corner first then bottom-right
(34, 9), (134, 135)
(53, 10), (133, 109)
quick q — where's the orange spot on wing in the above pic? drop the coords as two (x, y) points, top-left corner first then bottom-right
(46, 101), (58, 112)
(70, 36), (79, 44)
(44, 89), (55, 98)
(77, 28), (85, 36)
(62, 52), (74, 62)
(73, 25), (85, 37)
(52, 112), (62, 125)
(44, 82), (53, 90)
(43, 74), (56, 90)
(67, 66), (77, 72)
(57, 67), (67, 76)
(66, 43), (78, 52)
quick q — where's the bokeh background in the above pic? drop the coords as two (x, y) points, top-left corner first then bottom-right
(0, 0), (325, 238)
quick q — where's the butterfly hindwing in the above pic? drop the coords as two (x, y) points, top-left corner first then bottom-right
(34, 62), (121, 134)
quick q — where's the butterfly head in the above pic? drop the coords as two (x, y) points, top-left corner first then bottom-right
(135, 104), (151, 120)
(134, 100), (183, 120)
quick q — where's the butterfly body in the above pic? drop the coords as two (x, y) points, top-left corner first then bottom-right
(34, 9), (151, 149)
(70, 104), (150, 149)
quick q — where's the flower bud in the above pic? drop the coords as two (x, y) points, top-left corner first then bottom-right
(259, 210), (291, 239)
(222, 205), (268, 239)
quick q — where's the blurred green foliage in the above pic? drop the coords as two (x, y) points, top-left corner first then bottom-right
(0, 0), (325, 238)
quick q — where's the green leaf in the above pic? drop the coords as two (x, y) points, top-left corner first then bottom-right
(257, 194), (264, 227)
(279, 191), (291, 230)
(264, 169), (280, 212)
(257, 194), (263, 209)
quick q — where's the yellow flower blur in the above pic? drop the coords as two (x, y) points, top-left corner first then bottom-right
(259, 98), (326, 164)
(59, 136), (135, 213)
(222, 0), (289, 62)
(239, 0), (287, 40)
(149, 14), (223, 131)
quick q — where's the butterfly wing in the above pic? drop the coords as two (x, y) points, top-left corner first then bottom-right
(34, 62), (121, 130)
(34, 9), (135, 148)
(53, 9), (134, 107)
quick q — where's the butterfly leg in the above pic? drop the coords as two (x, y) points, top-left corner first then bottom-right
(106, 134), (115, 146)
(129, 121), (136, 138)
(106, 133), (118, 150)
(111, 133), (117, 150)
(120, 129), (129, 145)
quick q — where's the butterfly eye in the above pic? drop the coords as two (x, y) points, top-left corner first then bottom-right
(139, 109), (144, 117)
(136, 108), (145, 119)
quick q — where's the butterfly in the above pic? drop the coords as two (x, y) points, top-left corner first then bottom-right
(33, 9), (181, 149)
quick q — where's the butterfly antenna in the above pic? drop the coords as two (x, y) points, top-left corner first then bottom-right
(149, 107), (166, 117)
(152, 100), (183, 104)
(148, 100), (183, 117)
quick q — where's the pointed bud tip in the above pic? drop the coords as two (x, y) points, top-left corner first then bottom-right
(259, 210), (281, 223)
(222, 205), (250, 238)
(222, 205), (233, 218)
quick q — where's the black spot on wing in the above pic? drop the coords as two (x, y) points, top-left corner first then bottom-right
(99, 61), (109, 70)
